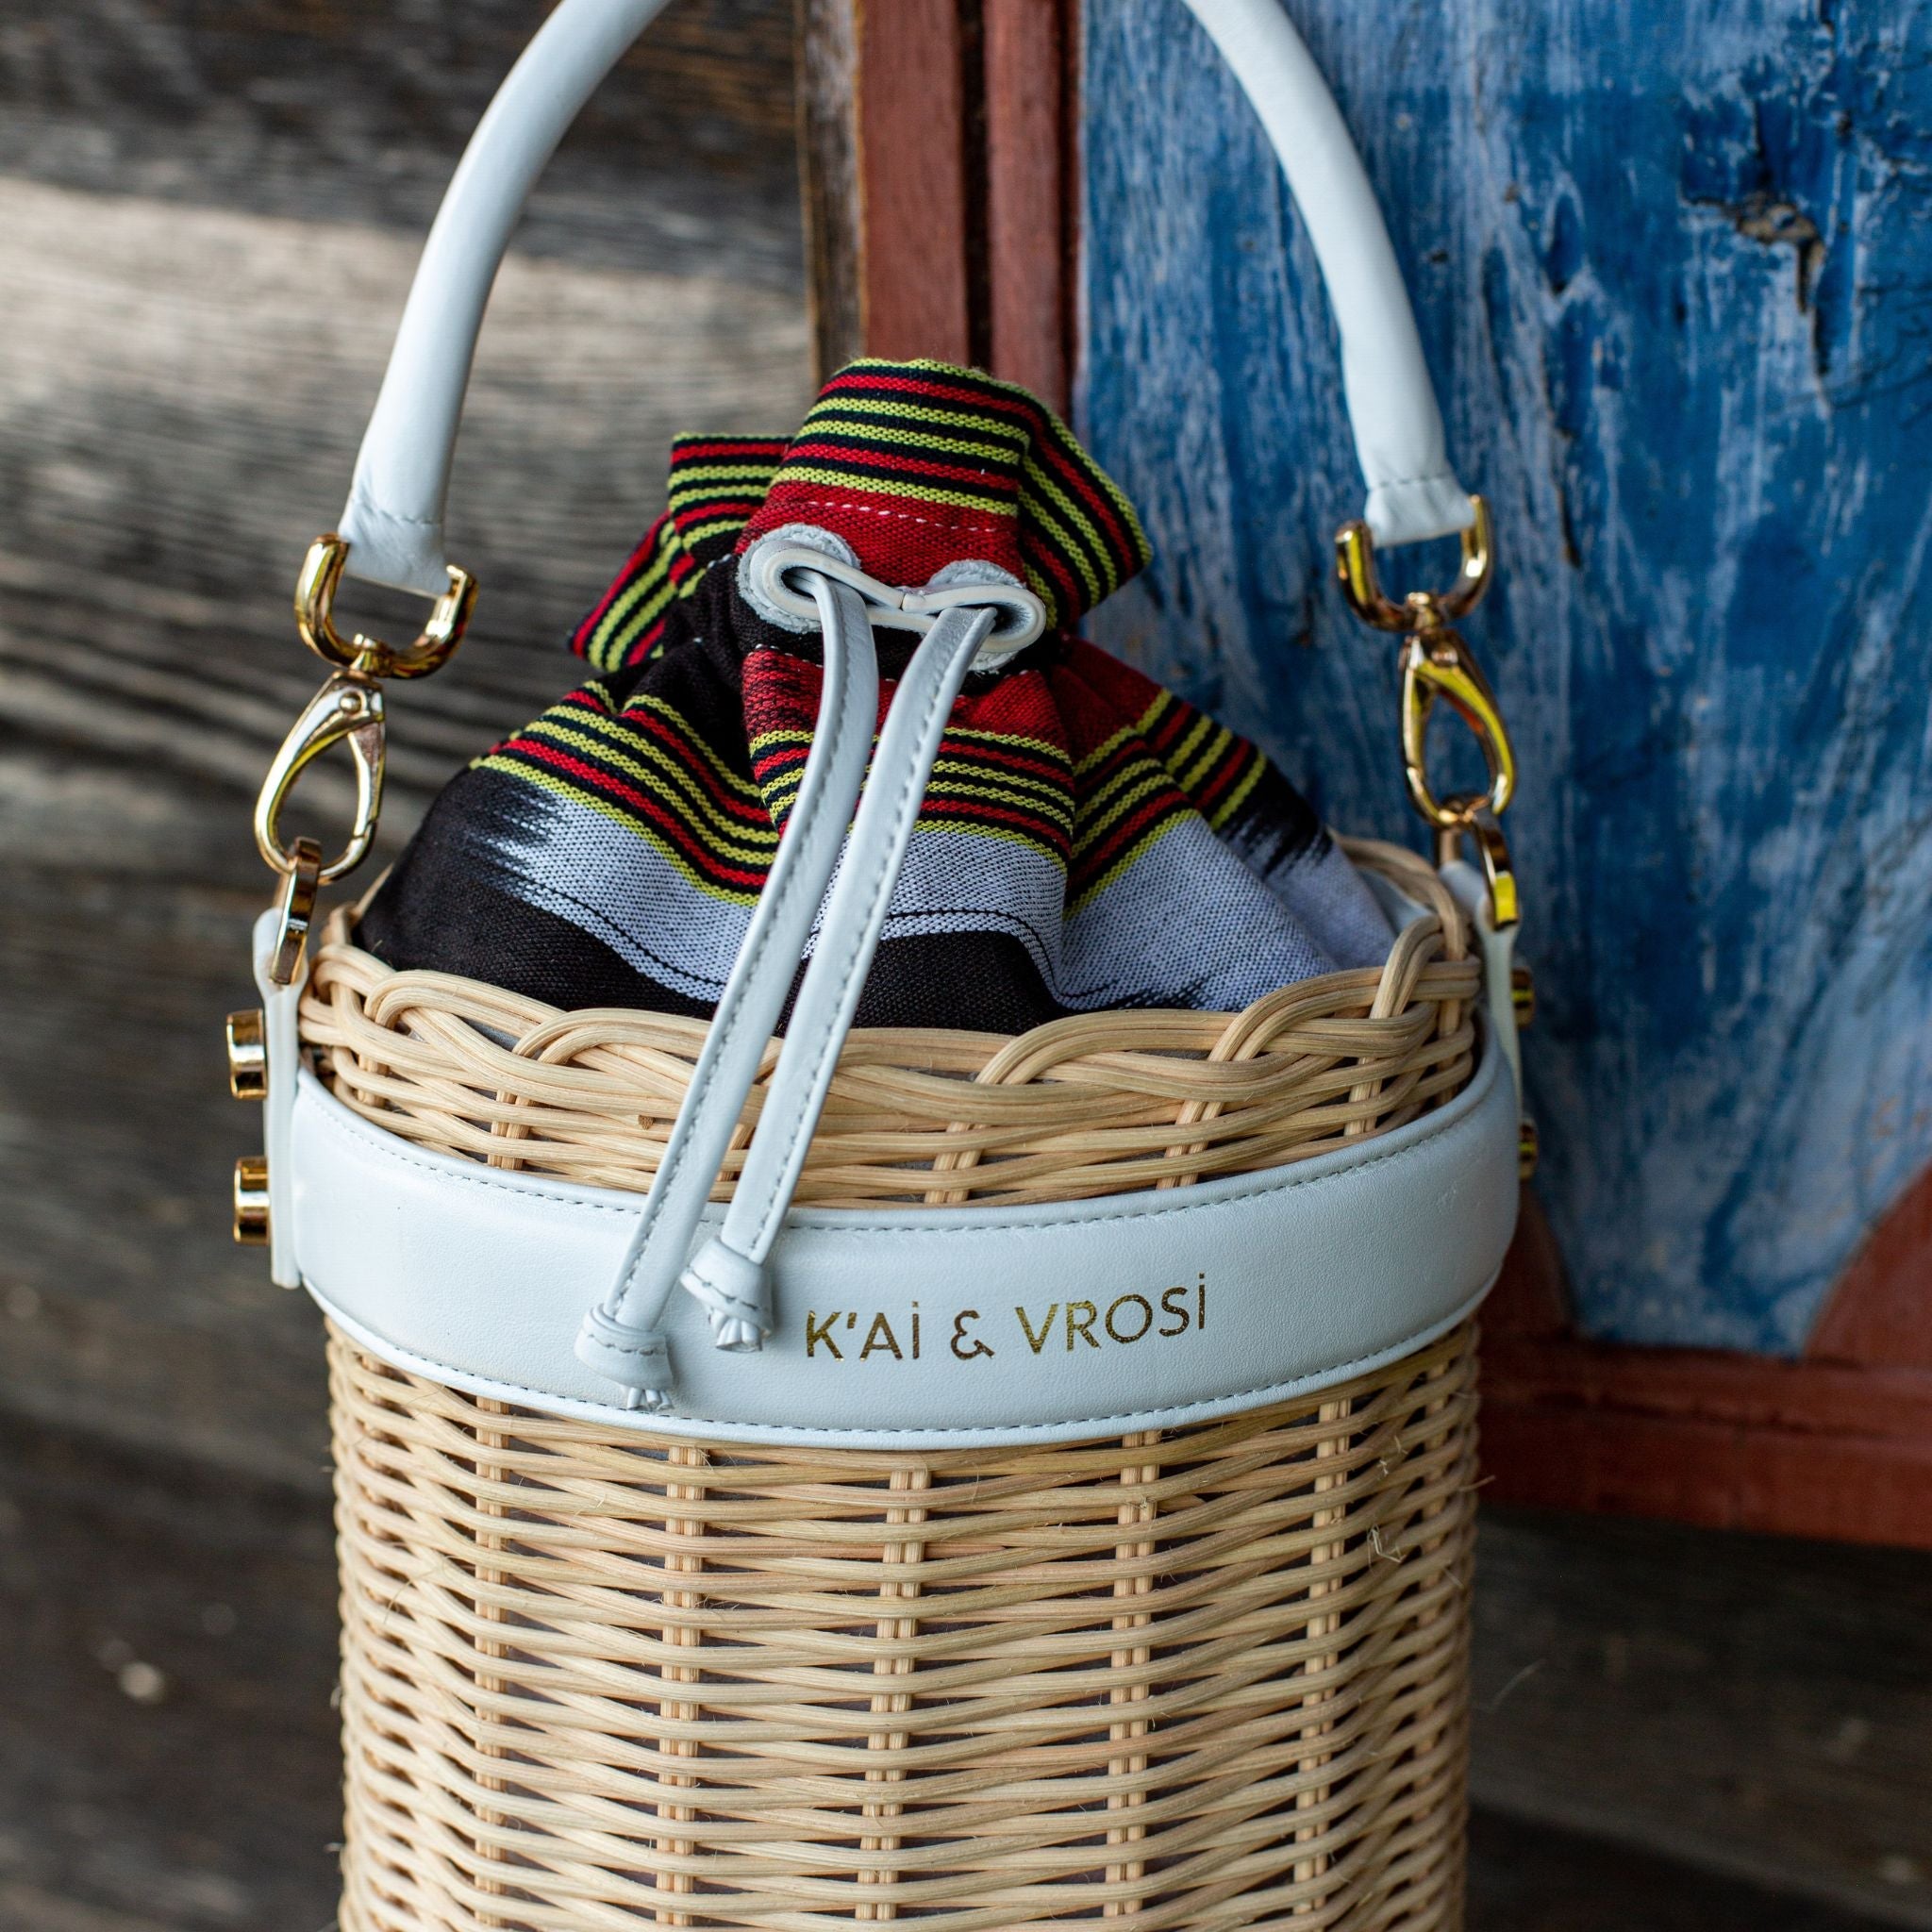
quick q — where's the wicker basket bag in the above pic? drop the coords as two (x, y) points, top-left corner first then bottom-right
(228, 3), (1528, 1925)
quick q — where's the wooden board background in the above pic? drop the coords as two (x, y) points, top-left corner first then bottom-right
(1078, 0), (1932, 1362)
(0, 0), (1927, 1924)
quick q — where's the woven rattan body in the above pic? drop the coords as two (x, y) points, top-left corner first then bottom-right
(308, 842), (1483, 1929)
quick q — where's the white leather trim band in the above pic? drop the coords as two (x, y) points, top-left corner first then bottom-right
(287, 1022), (1517, 1448)
(336, 0), (1468, 596)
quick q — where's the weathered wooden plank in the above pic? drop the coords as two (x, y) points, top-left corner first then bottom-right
(0, 0), (803, 285)
(1077, 0), (1932, 1359)
(855, 0), (977, 362)
(0, 1413), (341, 1931)
(1468, 1808), (1906, 1932)
(0, 168), (809, 1475)
(1474, 1507), (1932, 1923)
(984, 0), (1076, 410)
(794, 0), (864, 379)
(0, 177), (812, 822)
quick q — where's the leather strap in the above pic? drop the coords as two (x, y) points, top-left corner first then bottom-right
(572, 562), (878, 1405)
(336, 0), (1470, 597)
(1183, 0), (1470, 548)
(677, 605), (998, 1324)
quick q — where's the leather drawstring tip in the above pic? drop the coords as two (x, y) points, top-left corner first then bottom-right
(680, 1238), (774, 1355)
(575, 1305), (675, 1411)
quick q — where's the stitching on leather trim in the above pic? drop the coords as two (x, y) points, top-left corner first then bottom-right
(301, 1046), (1498, 1237)
(310, 1282), (1491, 1441)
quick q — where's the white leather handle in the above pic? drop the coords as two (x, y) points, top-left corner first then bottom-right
(1183, 0), (1472, 548)
(334, 0), (1470, 598)
(340, 0), (675, 596)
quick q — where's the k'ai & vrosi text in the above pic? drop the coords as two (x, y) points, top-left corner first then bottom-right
(803, 1277), (1208, 1362)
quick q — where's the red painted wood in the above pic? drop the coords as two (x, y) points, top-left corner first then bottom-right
(983, 0), (1074, 412)
(1484, 1339), (1932, 1442)
(849, 1), (1932, 1546)
(1484, 1190), (1571, 1340)
(1481, 1173), (1932, 1546)
(1809, 1160), (1932, 1371)
(1482, 1390), (1932, 1548)
(857, 0), (974, 363)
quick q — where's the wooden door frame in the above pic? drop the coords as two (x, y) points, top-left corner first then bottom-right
(796, 0), (1932, 1549)
(795, 0), (1075, 408)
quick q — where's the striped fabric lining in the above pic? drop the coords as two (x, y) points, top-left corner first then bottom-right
(359, 358), (1395, 1031)
(571, 437), (787, 672)
(570, 361), (1152, 672)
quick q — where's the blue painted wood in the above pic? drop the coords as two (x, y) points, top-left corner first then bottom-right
(1079, 0), (1932, 1355)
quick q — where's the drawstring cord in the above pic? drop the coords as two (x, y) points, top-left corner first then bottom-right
(575, 534), (1042, 1412)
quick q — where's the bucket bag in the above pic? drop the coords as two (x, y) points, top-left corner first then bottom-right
(228, 1), (1528, 1924)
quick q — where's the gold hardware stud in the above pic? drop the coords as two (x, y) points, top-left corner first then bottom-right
(233, 1156), (271, 1245)
(1511, 965), (1536, 1030)
(1518, 1119), (1540, 1181)
(226, 1009), (267, 1100)
(294, 534), (476, 683)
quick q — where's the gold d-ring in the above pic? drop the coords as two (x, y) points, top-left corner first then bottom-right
(1334, 494), (1493, 635)
(294, 534), (477, 681)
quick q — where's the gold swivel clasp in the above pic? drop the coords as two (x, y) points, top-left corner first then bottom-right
(1335, 496), (1514, 835)
(252, 534), (477, 986)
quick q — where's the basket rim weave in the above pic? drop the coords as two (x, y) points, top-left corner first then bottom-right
(299, 838), (1475, 1208)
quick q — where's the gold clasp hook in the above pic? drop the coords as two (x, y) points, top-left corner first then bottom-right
(1334, 493), (1515, 833)
(294, 534), (476, 681)
(253, 671), (386, 883)
(1400, 626), (1515, 829)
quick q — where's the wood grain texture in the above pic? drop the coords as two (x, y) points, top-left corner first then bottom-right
(856, 0), (975, 361)
(1077, 0), (1932, 1359)
(984, 0), (1075, 410)
(1473, 1507), (1932, 1924)
(794, 0), (865, 377)
(0, 0), (804, 285)
(0, 176), (810, 826)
